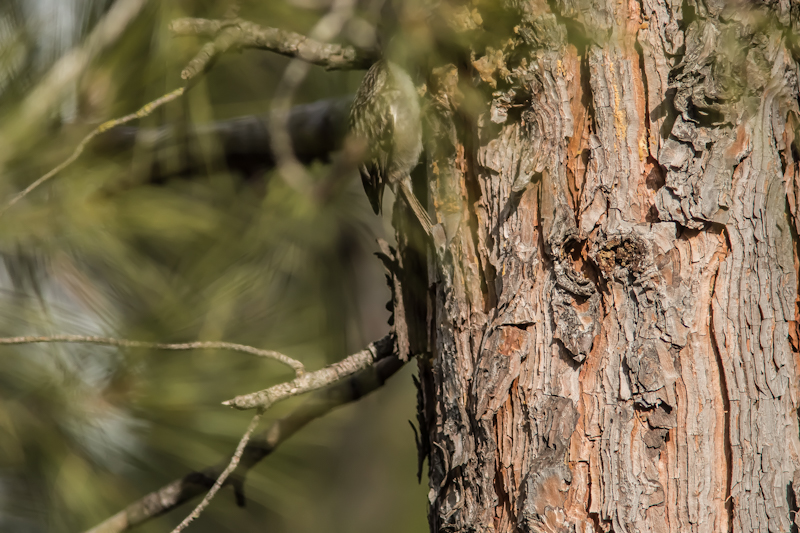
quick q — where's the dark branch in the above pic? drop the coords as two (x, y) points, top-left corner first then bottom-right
(91, 97), (352, 182)
(84, 334), (401, 533)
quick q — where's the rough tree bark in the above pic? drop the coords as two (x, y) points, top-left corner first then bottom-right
(396, 0), (800, 532)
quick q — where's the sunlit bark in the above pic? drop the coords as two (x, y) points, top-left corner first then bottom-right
(405, 1), (800, 531)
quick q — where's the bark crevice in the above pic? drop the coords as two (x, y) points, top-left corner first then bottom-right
(411, 1), (800, 531)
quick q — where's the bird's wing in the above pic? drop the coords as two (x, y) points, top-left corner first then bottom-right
(350, 60), (398, 215)
(358, 163), (386, 215)
(358, 109), (394, 214)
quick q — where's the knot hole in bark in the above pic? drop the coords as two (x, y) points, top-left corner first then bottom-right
(591, 233), (647, 281)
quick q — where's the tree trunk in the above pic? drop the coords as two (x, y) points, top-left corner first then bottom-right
(397, 1), (800, 531)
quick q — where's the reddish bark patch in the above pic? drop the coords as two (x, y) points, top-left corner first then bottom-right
(498, 326), (525, 357)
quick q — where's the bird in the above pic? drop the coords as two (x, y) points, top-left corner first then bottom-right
(348, 59), (433, 236)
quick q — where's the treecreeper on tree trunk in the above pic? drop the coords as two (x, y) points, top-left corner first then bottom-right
(349, 59), (434, 238)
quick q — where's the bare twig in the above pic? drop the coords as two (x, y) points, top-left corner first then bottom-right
(0, 0), (150, 172)
(0, 88), (186, 218)
(0, 333), (305, 375)
(223, 333), (385, 410)
(83, 335), (400, 533)
(169, 17), (377, 80)
(169, 410), (264, 533)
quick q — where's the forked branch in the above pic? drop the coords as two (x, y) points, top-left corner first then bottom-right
(222, 335), (390, 409)
(169, 410), (264, 533)
(170, 17), (377, 80)
(84, 334), (400, 533)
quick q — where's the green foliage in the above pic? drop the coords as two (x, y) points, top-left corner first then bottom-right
(0, 1), (426, 532)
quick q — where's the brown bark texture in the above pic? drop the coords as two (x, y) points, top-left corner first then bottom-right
(400, 0), (800, 532)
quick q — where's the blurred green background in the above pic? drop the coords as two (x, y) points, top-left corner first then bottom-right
(0, 1), (428, 531)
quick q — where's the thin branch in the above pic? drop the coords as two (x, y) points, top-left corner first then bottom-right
(223, 333), (385, 410)
(169, 17), (377, 79)
(169, 410), (263, 533)
(83, 334), (400, 533)
(0, 334), (305, 376)
(0, 88), (185, 219)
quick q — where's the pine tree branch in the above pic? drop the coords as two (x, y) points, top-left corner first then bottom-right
(0, 88), (185, 219)
(169, 410), (264, 533)
(170, 17), (377, 80)
(91, 97), (353, 179)
(222, 335), (389, 409)
(83, 334), (400, 533)
(0, 334), (305, 375)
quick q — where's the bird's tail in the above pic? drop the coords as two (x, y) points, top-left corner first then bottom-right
(399, 180), (433, 237)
